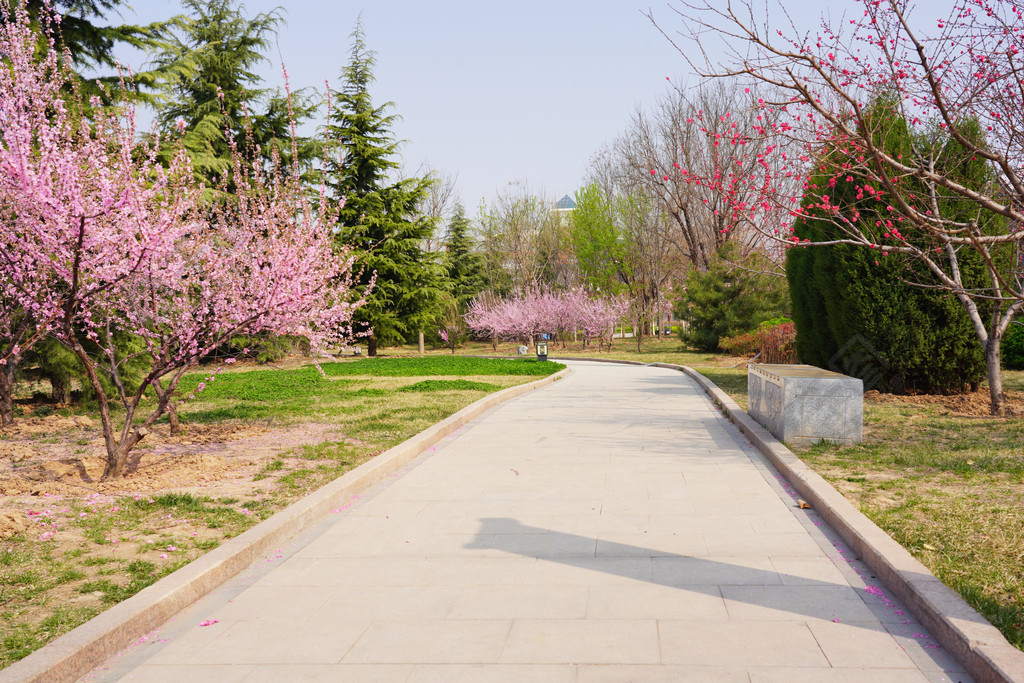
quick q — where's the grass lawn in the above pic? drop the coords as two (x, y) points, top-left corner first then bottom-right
(0, 355), (563, 668)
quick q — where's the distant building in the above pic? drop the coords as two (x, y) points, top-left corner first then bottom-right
(553, 194), (576, 212)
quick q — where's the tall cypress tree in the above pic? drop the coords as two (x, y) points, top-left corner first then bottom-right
(787, 100), (991, 393)
(325, 21), (442, 356)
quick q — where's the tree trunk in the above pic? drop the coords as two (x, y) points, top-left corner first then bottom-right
(50, 375), (69, 404)
(0, 367), (14, 428)
(985, 335), (1006, 416)
(100, 426), (150, 480)
(167, 400), (181, 436)
(367, 334), (378, 357)
(418, 331), (425, 354)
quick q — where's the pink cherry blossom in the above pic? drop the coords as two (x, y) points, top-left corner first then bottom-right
(0, 3), (366, 471)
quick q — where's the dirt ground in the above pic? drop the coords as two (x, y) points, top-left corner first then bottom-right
(0, 415), (343, 522)
(864, 387), (1024, 417)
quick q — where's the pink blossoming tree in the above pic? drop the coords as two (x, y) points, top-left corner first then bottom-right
(465, 289), (630, 350)
(654, 0), (1024, 414)
(0, 3), (363, 477)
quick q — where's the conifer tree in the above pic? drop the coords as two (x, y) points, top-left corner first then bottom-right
(151, 0), (317, 189)
(14, 0), (176, 103)
(444, 203), (486, 305)
(787, 101), (992, 393)
(325, 21), (442, 356)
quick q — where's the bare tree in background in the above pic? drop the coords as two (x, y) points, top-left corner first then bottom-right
(580, 149), (686, 341)
(415, 167), (459, 253)
(476, 184), (569, 295)
(616, 83), (783, 272)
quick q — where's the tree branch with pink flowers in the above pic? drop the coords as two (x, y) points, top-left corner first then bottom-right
(0, 2), (364, 477)
(465, 289), (629, 351)
(652, 0), (1024, 415)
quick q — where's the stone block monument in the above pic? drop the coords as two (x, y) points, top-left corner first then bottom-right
(747, 364), (863, 446)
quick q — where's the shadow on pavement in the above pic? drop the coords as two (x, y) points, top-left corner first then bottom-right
(467, 516), (901, 632)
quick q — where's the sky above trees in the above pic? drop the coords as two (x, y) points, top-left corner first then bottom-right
(100, 0), (959, 208)
(98, 0), (820, 207)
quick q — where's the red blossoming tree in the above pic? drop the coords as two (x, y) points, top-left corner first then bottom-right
(652, 0), (1024, 414)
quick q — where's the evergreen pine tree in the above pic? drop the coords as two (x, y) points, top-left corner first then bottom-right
(675, 242), (789, 352)
(325, 21), (443, 356)
(14, 0), (176, 103)
(150, 0), (317, 190)
(443, 203), (486, 305)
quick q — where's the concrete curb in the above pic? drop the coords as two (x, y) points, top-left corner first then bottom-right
(0, 367), (570, 683)
(673, 362), (1023, 683)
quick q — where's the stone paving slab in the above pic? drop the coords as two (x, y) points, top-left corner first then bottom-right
(79, 361), (973, 682)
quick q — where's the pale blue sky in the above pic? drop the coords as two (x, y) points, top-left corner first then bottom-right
(115, 1), (949, 210)
(112, 1), (710, 208)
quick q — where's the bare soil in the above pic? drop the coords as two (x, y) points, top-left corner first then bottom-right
(864, 387), (1024, 417)
(0, 415), (343, 500)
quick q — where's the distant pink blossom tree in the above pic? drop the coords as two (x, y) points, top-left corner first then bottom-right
(465, 289), (629, 350)
(0, 3), (363, 477)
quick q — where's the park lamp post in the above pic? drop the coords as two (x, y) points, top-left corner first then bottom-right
(536, 339), (548, 361)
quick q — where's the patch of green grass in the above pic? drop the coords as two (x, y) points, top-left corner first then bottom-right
(0, 547), (29, 567)
(321, 356), (563, 377)
(176, 367), (341, 402)
(36, 605), (98, 638)
(2, 625), (45, 667)
(343, 386), (387, 397)
(299, 441), (356, 462)
(55, 568), (86, 584)
(3, 570), (39, 586)
(277, 468), (315, 490)
(692, 367), (749, 408)
(176, 403), (273, 423)
(148, 492), (210, 513)
(193, 538), (219, 551)
(398, 379), (501, 393)
(76, 559), (184, 606)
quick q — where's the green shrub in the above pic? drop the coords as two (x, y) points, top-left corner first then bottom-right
(1004, 323), (1024, 370)
(759, 317), (793, 330)
(674, 242), (790, 352)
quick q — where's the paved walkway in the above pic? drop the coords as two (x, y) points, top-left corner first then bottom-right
(86, 362), (970, 682)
